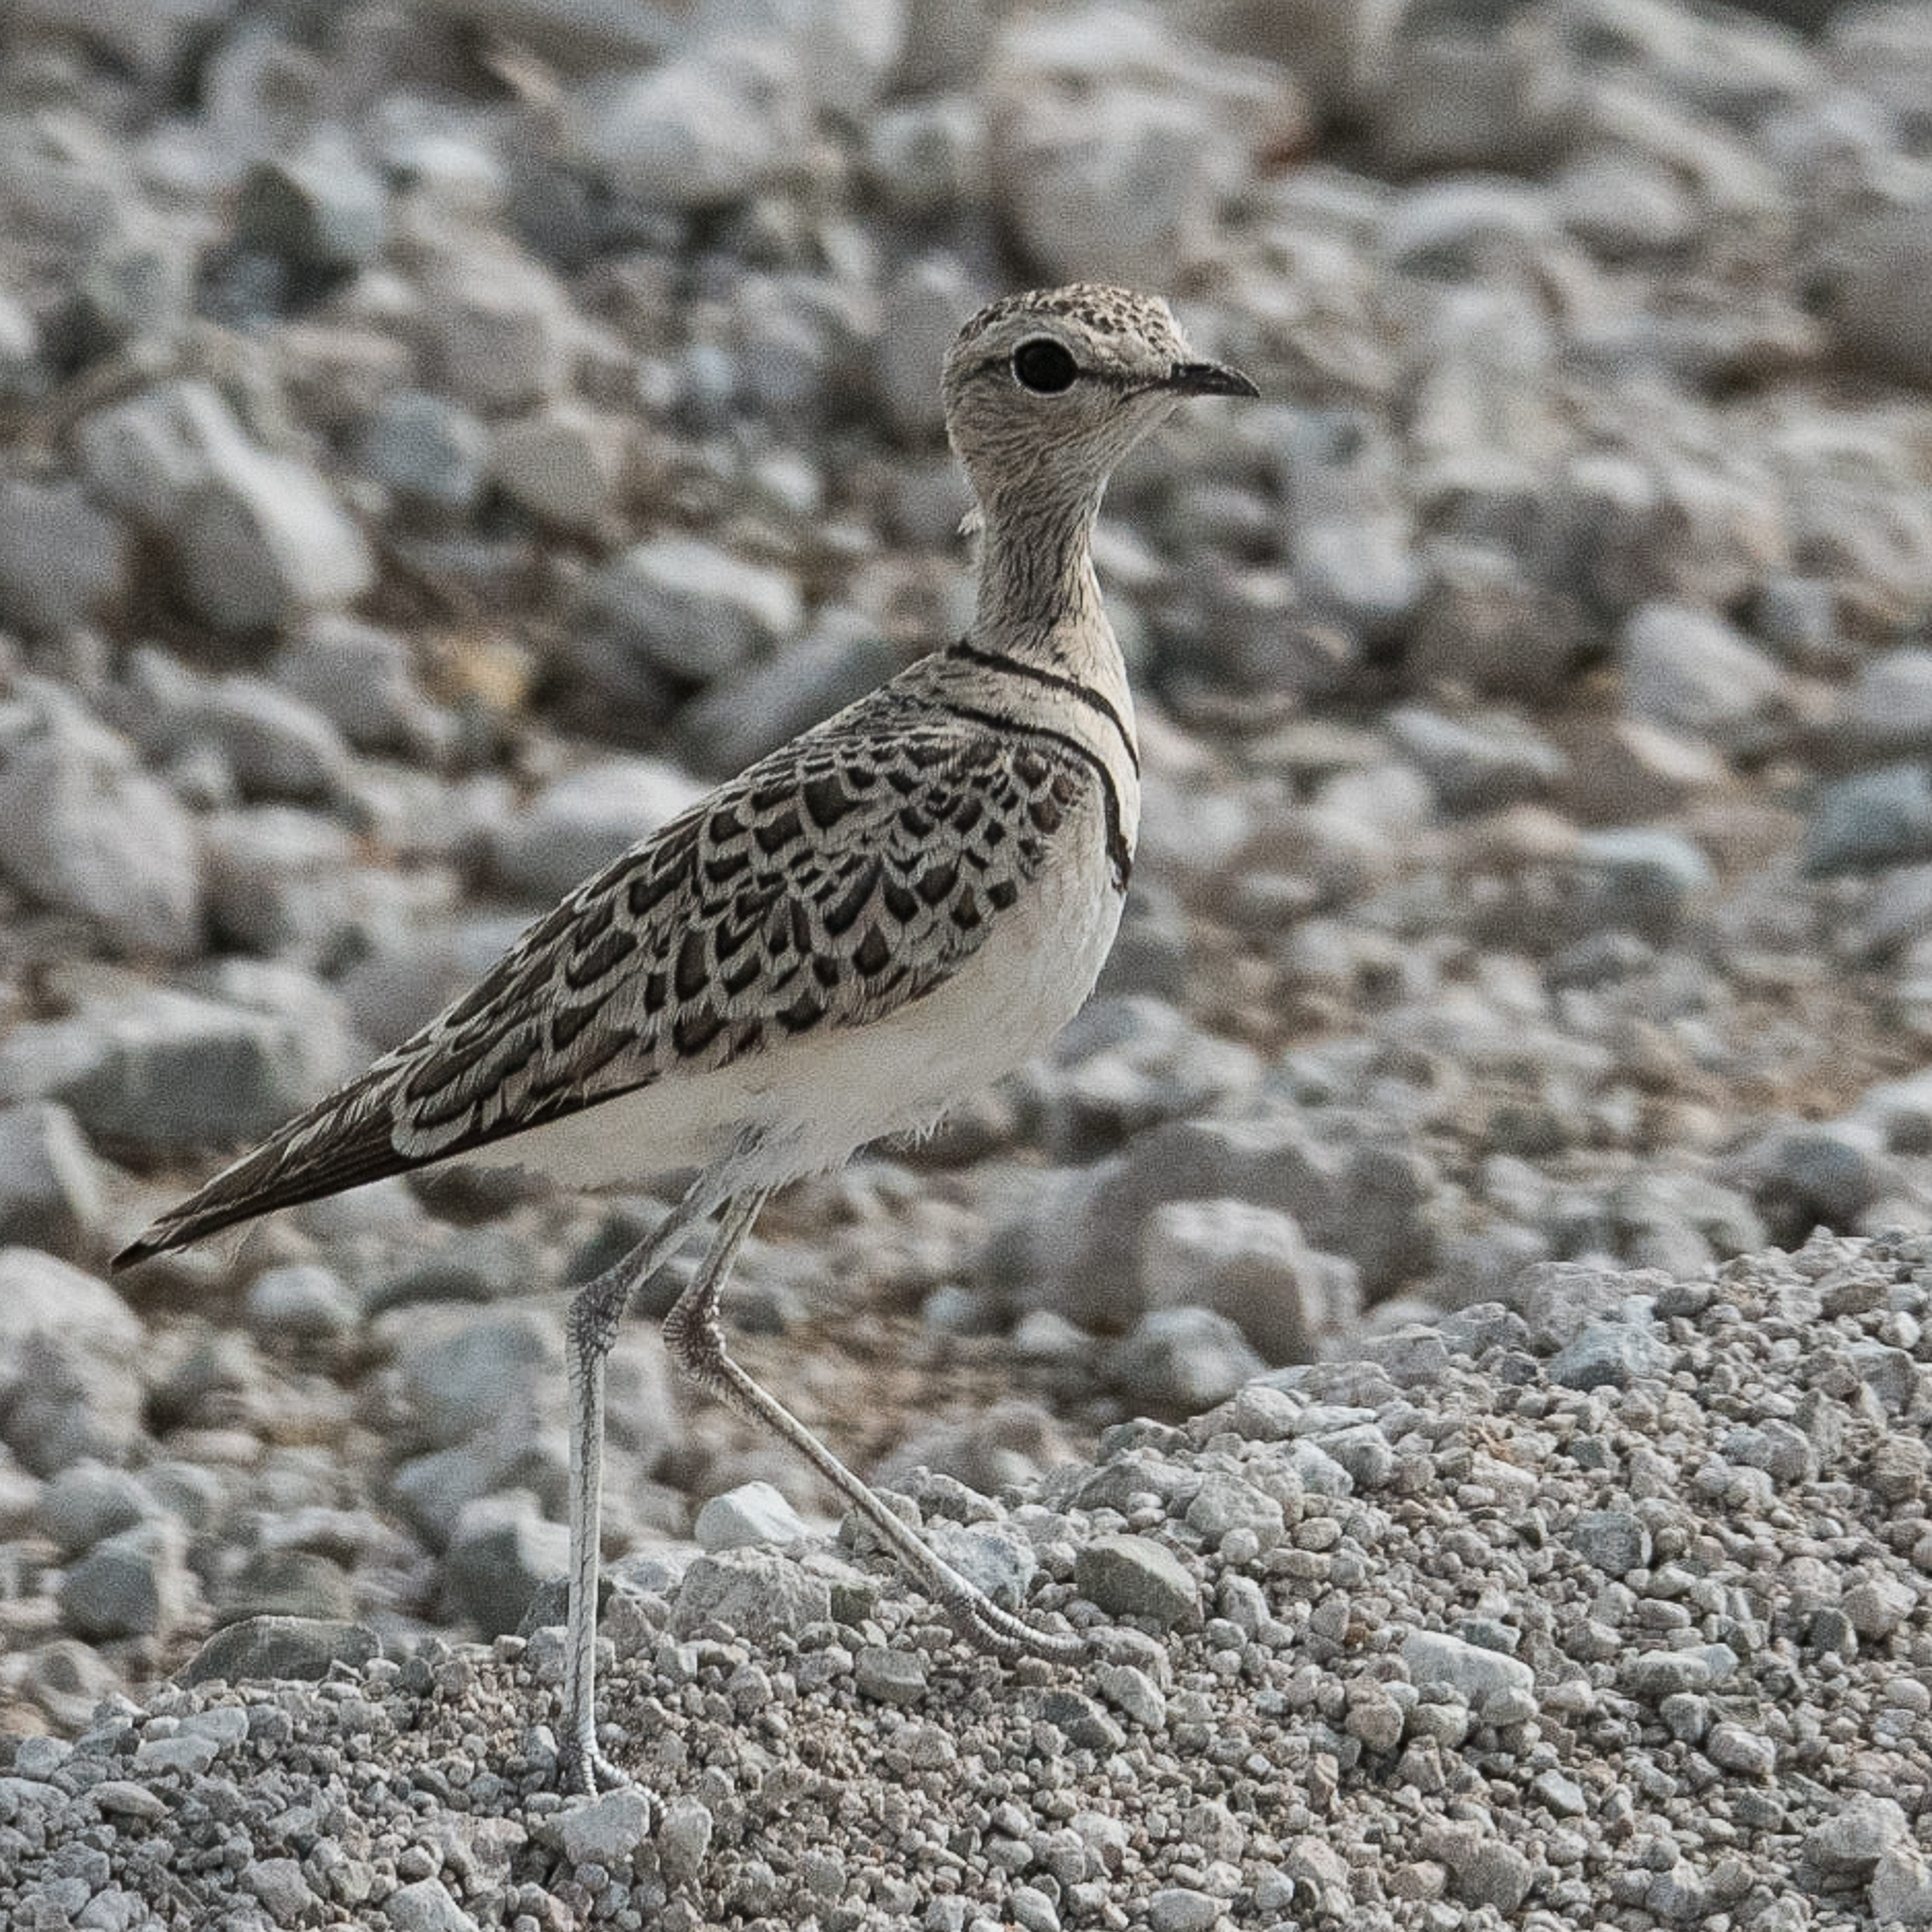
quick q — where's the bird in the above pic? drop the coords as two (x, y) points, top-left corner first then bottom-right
(116, 283), (1258, 1799)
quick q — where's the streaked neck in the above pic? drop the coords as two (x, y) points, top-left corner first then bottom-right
(971, 487), (1109, 664)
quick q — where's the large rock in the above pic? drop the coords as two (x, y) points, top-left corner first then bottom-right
(569, 41), (807, 211)
(0, 478), (126, 635)
(0, 975), (358, 1155)
(0, 682), (203, 959)
(0, 1249), (144, 1476)
(0, 1101), (104, 1260)
(988, 7), (1290, 285)
(570, 536), (801, 706)
(75, 379), (371, 635)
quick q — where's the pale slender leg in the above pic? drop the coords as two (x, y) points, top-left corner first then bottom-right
(559, 1181), (717, 1798)
(662, 1192), (1086, 1665)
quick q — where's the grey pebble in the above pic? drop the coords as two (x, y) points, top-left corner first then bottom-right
(1073, 1535), (1198, 1629)
(57, 1519), (190, 1642)
(0, 1099), (103, 1260)
(357, 389), (489, 514)
(656, 1795), (714, 1886)
(488, 758), (704, 905)
(240, 1856), (319, 1923)
(179, 1614), (380, 1686)
(1805, 764), (1932, 875)
(1400, 1629), (1534, 1704)
(1803, 1794), (1909, 1877)
(669, 1548), (833, 1644)
(694, 1480), (808, 1550)
(36, 1461), (154, 1560)
(441, 1494), (569, 1640)
(558, 1785), (656, 1870)
(1106, 1308), (1266, 1414)
(243, 1261), (358, 1341)
(383, 1876), (482, 1932)
(1145, 1886), (1221, 1932)
(854, 1646), (928, 1705)
(0, 685), (203, 959)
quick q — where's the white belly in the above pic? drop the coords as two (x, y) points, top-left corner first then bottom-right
(469, 821), (1125, 1196)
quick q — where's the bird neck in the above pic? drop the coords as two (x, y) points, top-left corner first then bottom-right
(969, 485), (1113, 678)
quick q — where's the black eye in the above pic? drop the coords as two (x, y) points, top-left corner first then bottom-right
(1012, 338), (1077, 394)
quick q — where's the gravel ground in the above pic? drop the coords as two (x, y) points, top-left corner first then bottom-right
(2, 0), (1932, 1924)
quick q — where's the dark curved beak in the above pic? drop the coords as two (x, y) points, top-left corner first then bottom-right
(1164, 359), (1260, 398)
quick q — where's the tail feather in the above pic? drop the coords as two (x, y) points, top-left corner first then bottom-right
(114, 1074), (413, 1266)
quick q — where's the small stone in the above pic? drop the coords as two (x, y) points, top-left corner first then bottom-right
(1008, 1885), (1061, 1932)
(1455, 1841), (1534, 1911)
(442, 1493), (569, 1639)
(357, 390), (489, 513)
(429, 254), (573, 414)
(1388, 706), (1566, 814)
(1401, 1629), (1534, 1704)
(1805, 764), (1932, 875)
(0, 477), (126, 635)
(244, 1261), (359, 1341)
(235, 140), (387, 276)
(57, 1519), (190, 1640)
(36, 1460), (152, 1559)
(1843, 1573), (1915, 1639)
(383, 1876), (482, 1932)
(694, 1481), (808, 1550)
(397, 1312), (561, 1451)
(1359, 1324), (1451, 1388)
(1074, 1534), (1199, 1629)
(573, 535), (802, 695)
(1548, 1316), (1667, 1392)
(175, 442), (374, 635)
(490, 402), (626, 531)
(89, 1780), (169, 1823)
(571, 44), (806, 210)
(670, 1547), (833, 1643)
(242, 1856), (319, 1922)
(1707, 1722), (1776, 1777)
(1619, 602), (1785, 751)
(0, 688), (203, 959)
(0, 1100), (103, 1259)
(488, 758), (704, 905)
(0, 979), (358, 1154)
(855, 1646), (928, 1705)
(1804, 1794), (1909, 1877)
(1567, 1509), (1650, 1577)
(1870, 1846), (1932, 1926)
(679, 611), (896, 777)
(1095, 1661), (1167, 1730)
(1139, 1198), (1334, 1363)
(657, 1796), (713, 1887)
(559, 1786), (655, 1871)
(197, 678), (353, 803)
(1620, 1649), (1719, 1700)
(180, 1614), (380, 1686)
(0, 1248), (143, 1476)
(1531, 1769), (1588, 1816)
(1106, 1307), (1266, 1414)
(1145, 1886), (1220, 1932)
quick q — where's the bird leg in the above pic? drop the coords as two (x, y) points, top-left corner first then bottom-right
(661, 1192), (1087, 1666)
(559, 1180), (716, 1799)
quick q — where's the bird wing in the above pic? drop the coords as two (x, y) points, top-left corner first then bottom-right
(117, 695), (1092, 1260)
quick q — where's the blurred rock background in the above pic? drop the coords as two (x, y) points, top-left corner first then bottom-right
(2, 0), (1932, 1743)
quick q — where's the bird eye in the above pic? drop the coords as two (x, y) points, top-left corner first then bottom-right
(1011, 338), (1077, 394)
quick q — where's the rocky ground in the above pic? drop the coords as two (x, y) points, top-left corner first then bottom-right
(1, 0), (1931, 1925)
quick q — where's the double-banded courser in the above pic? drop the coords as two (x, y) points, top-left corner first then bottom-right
(118, 285), (1258, 1797)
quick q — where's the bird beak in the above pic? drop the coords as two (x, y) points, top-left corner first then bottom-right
(1163, 359), (1260, 399)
